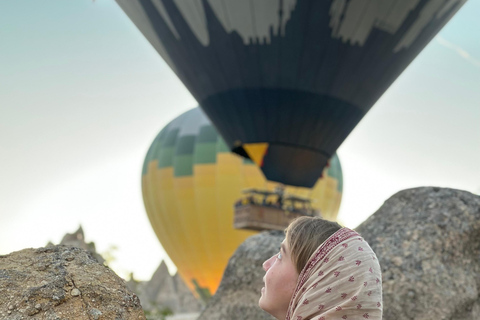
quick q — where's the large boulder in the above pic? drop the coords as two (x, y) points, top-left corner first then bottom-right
(0, 245), (145, 320)
(356, 187), (480, 320)
(54, 226), (200, 315)
(197, 231), (282, 320)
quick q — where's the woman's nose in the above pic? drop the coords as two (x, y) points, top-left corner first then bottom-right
(263, 255), (275, 271)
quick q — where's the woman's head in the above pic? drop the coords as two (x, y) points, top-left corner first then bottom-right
(285, 216), (342, 273)
(259, 217), (342, 320)
(259, 217), (383, 320)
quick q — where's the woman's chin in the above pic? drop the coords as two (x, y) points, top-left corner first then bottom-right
(258, 289), (266, 309)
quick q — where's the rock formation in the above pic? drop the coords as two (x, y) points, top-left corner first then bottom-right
(199, 187), (480, 320)
(51, 225), (105, 265)
(197, 231), (282, 320)
(0, 245), (145, 319)
(126, 261), (201, 315)
(356, 187), (480, 320)
(52, 226), (201, 316)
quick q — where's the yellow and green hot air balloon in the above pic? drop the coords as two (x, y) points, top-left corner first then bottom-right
(142, 107), (343, 297)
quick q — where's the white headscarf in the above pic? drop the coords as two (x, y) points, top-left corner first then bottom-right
(286, 228), (382, 320)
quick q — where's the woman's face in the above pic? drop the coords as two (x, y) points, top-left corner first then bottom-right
(259, 239), (299, 320)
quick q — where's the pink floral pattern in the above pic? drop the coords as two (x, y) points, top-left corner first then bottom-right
(285, 228), (383, 320)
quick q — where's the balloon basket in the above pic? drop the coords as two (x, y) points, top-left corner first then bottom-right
(233, 204), (305, 232)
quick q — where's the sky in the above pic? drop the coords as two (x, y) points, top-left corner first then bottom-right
(1, 0), (479, 281)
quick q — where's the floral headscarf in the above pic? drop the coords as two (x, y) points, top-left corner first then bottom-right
(286, 228), (382, 320)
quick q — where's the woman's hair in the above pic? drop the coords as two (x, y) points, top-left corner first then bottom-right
(285, 216), (342, 273)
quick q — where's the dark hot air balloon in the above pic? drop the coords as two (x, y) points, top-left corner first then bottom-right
(118, 0), (466, 187)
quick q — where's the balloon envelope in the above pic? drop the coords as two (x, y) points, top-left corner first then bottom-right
(118, 0), (465, 187)
(142, 107), (342, 296)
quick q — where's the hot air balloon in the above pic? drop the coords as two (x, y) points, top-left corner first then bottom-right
(119, 0), (465, 188)
(142, 107), (342, 297)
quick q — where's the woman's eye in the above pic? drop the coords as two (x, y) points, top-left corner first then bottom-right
(277, 252), (282, 260)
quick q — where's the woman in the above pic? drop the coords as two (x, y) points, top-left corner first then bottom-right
(259, 217), (382, 320)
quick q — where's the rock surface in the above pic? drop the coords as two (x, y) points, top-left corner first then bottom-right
(197, 231), (282, 320)
(51, 226), (201, 316)
(56, 226), (105, 265)
(356, 187), (480, 320)
(0, 245), (145, 319)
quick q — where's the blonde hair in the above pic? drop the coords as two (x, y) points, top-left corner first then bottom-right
(285, 216), (342, 273)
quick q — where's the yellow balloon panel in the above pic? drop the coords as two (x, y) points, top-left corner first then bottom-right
(143, 153), (342, 296)
(143, 155), (257, 295)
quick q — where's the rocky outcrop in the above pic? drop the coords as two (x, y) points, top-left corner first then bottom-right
(199, 187), (480, 320)
(197, 231), (281, 320)
(53, 225), (105, 265)
(0, 245), (145, 319)
(127, 262), (201, 315)
(356, 187), (480, 320)
(52, 226), (201, 316)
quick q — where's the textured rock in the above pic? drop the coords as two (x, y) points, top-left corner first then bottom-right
(197, 231), (282, 320)
(53, 227), (200, 316)
(356, 187), (480, 320)
(126, 261), (201, 314)
(0, 245), (145, 319)
(55, 226), (105, 265)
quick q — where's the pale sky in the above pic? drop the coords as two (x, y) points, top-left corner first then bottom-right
(1, 0), (479, 280)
